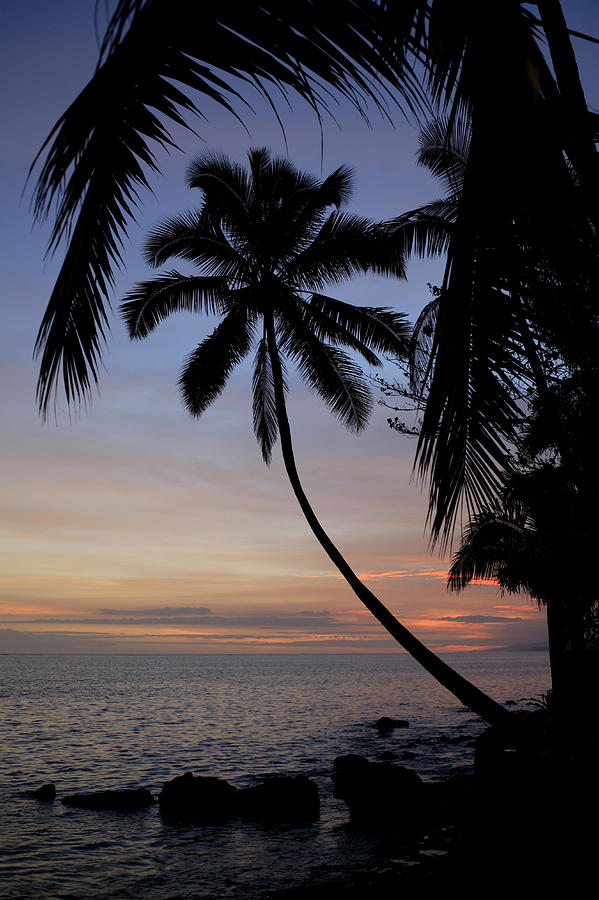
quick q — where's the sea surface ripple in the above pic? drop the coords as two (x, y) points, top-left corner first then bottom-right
(0, 652), (550, 898)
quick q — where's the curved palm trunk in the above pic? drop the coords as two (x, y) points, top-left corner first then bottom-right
(264, 313), (510, 728)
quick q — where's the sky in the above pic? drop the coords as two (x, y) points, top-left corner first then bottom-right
(2, 1), (598, 655)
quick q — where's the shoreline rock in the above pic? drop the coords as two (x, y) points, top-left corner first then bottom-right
(332, 754), (424, 826)
(375, 716), (409, 732)
(159, 772), (320, 823)
(19, 783), (56, 802)
(159, 772), (238, 821)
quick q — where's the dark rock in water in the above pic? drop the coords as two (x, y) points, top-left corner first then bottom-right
(333, 753), (370, 774)
(334, 754), (370, 774)
(160, 771), (318, 823)
(62, 788), (154, 811)
(159, 772), (237, 821)
(237, 775), (319, 823)
(332, 754), (423, 826)
(376, 716), (409, 732)
(20, 783), (56, 802)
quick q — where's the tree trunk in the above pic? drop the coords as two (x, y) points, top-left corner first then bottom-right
(538, 0), (599, 230)
(547, 592), (597, 747)
(264, 312), (510, 728)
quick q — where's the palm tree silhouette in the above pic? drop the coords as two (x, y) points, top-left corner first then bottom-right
(447, 386), (599, 731)
(388, 101), (599, 549)
(28, 1), (597, 725)
(121, 147), (510, 726)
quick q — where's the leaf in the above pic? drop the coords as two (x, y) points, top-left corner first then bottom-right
(252, 337), (285, 464)
(179, 307), (255, 417)
(121, 272), (230, 338)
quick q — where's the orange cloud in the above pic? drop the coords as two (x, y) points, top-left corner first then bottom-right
(494, 604), (539, 611)
(297, 567), (449, 581)
(436, 644), (505, 653)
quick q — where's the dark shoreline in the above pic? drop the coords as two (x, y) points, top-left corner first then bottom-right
(269, 714), (598, 898)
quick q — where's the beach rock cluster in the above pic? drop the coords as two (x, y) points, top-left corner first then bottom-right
(20, 774), (320, 823)
(375, 716), (409, 732)
(158, 772), (319, 823)
(331, 754), (476, 830)
(19, 783), (56, 802)
(332, 754), (424, 825)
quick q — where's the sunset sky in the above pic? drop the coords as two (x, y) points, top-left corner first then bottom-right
(2, 1), (598, 654)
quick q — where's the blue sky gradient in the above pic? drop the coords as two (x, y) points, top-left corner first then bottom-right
(2, 1), (598, 653)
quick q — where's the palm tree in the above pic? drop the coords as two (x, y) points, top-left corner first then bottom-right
(388, 113), (599, 720)
(447, 459), (599, 735)
(121, 146), (510, 726)
(27, 0), (598, 725)
(32, 1), (599, 426)
(31, 2), (599, 547)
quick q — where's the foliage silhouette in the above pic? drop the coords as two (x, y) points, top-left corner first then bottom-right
(31, 1), (598, 539)
(386, 109), (599, 716)
(121, 147), (510, 726)
(447, 378), (599, 730)
(28, 1), (599, 727)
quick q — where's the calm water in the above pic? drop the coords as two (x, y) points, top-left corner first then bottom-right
(0, 652), (550, 898)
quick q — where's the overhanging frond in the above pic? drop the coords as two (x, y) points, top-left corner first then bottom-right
(415, 270), (524, 547)
(448, 509), (529, 591)
(417, 115), (470, 195)
(387, 200), (457, 259)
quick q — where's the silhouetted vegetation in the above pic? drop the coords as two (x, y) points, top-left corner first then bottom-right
(382, 98), (599, 741)
(120, 147), (509, 725)
(29, 3), (599, 738)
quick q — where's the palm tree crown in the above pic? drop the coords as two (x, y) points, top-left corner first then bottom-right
(122, 147), (409, 449)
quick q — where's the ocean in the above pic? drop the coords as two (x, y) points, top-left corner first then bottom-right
(0, 652), (550, 898)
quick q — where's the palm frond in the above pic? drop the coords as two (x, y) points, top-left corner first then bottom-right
(30, 35), (230, 414)
(143, 211), (249, 278)
(287, 212), (406, 289)
(305, 294), (410, 360)
(279, 309), (372, 432)
(252, 337), (286, 464)
(448, 509), (529, 591)
(386, 200), (457, 259)
(274, 164), (355, 257)
(417, 115), (470, 195)
(179, 307), (255, 417)
(186, 152), (251, 232)
(409, 293), (439, 393)
(295, 296), (382, 367)
(409, 51), (588, 544)
(311, 165), (354, 209)
(121, 272), (230, 339)
(415, 270), (524, 546)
